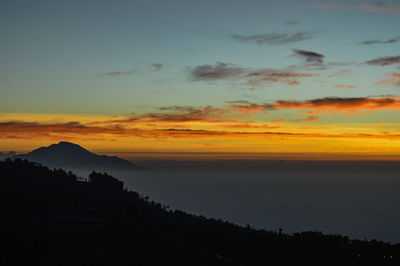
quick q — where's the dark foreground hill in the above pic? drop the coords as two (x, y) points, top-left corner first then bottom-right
(0, 159), (398, 266)
(16, 141), (146, 171)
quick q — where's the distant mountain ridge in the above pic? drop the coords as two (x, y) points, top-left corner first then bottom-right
(17, 141), (146, 171)
(0, 151), (16, 160)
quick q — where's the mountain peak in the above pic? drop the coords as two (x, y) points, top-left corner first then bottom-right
(55, 141), (87, 148)
(41, 141), (92, 155)
(58, 141), (79, 146)
(17, 142), (146, 171)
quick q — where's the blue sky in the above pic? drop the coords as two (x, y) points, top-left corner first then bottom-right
(1, 0), (399, 113)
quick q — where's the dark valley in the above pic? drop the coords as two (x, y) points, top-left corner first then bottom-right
(1, 159), (398, 266)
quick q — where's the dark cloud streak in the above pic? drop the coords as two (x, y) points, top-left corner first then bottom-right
(365, 55), (400, 66)
(231, 31), (315, 45)
(189, 62), (245, 81)
(359, 36), (400, 45)
(266, 96), (400, 112)
(151, 63), (163, 70)
(102, 70), (136, 76)
(293, 49), (325, 64)
(286, 20), (301, 26)
(189, 62), (315, 85)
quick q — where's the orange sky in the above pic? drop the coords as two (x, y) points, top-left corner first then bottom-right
(2, 106), (400, 160)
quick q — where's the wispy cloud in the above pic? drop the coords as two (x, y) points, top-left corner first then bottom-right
(327, 69), (351, 77)
(102, 69), (136, 76)
(309, 2), (400, 14)
(287, 50), (355, 72)
(231, 31), (315, 45)
(247, 72), (315, 86)
(94, 96), (400, 128)
(272, 116), (321, 123)
(287, 61), (356, 72)
(365, 55), (400, 66)
(223, 123), (281, 129)
(0, 121), (119, 136)
(188, 62), (316, 86)
(2, 120), (400, 141)
(86, 104), (260, 126)
(266, 95), (400, 112)
(151, 63), (163, 70)
(293, 49), (325, 64)
(375, 73), (400, 87)
(147, 106), (227, 122)
(189, 62), (245, 81)
(334, 84), (356, 90)
(226, 102), (269, 114)
(359, 35), (400, 45)
(90, 96), (400, 129)
(286, 20), (301, 26)
(141, 95), (400, 126)
(226, 100), (251, 104)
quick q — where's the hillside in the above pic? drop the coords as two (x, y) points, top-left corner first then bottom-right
(0, 159), (398, 266)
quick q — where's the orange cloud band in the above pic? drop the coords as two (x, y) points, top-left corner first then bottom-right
(1, 120), (400, 141)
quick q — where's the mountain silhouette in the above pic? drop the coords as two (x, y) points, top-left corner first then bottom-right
(16, 141), (146, 171)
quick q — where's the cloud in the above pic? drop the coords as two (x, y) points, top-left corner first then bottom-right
(226, 100), (251, 104)
(142, 105), (227, 122)
(158, 106), (199, 112)
(223, 123), (281, 129)
(365, 55), (400, 66)
(334, 84), (356, 90)
(2, 120), (400, 141)
(88, 104), (262, 126)
(102, 96), (400, 128)
(293, 49), (325, 64)
(247, 71), (315, 86)
(226, 102), (268, 114)
(301, 110), (328, 115)
(151, 63), (163, 70)
(286, 20), (301, 26)
(102, 70), (136, 76)
(327, 69), (351, 77)
(359, 36), (400, 45)
(309, 2), (400, 14)
(149, 96), (400, 122)
(189, 62), (315, 86)
(266, 95), (400, 113)
(286, 61), (355, 72)
(0, 121), (123, 139)
(270, 116), (320, 123)
(374, 0), (386, 6)
(231, 31), (315, 45)
(375, 73), (400, 87)
(287, 50), (356, 72)
(152, 103), (269, 122)
(189, 62), (245, 81)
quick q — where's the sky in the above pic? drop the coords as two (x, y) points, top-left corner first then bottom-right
(1, 0), (400, 158)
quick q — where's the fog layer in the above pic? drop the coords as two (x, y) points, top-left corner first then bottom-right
(75, 159), (400, 243)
